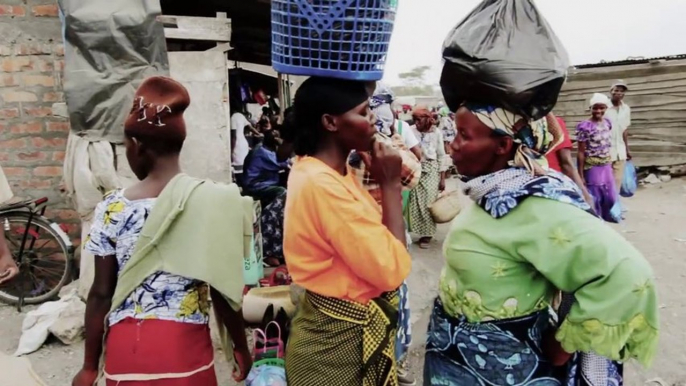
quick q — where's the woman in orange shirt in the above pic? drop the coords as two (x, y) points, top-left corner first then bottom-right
(283, 77), (412, 386)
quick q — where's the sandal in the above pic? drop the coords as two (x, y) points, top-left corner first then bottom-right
(418, 237), (432, 249)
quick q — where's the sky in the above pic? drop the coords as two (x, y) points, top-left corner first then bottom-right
(382, 0), (686, 85)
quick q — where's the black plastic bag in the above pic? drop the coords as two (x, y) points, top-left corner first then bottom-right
(440, 0), (569, 120)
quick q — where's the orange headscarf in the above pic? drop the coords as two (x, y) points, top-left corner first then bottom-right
(411, 106), (432, 120)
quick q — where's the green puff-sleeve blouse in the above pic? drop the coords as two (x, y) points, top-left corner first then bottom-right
(438, 197), (659, 367)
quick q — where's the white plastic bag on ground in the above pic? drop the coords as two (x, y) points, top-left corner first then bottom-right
(49, 297), (86, 345)
(14, 289), (85, 356)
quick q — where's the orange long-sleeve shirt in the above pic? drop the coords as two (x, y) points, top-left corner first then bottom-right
(284, 157), (411, 304)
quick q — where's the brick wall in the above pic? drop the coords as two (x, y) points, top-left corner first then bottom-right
(0, 1), (80, 240)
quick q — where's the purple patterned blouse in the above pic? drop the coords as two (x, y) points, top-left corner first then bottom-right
(576, 118), (613, 167)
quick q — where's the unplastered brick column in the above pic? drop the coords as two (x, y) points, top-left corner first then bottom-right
(0, 1), (80, 242)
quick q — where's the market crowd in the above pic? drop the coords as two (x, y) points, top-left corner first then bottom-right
(0, 1), (656, 386)
(58, 73), (652, 386)
(0, 67), (654, 386)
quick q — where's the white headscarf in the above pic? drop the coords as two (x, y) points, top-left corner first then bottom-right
(589, 93), (611, 108)
(370, 83), (396, 136)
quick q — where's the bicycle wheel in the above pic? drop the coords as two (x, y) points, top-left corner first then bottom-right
(0, 211), (73, 305)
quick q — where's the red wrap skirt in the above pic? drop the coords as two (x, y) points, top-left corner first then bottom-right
(104, 318), (217, 386)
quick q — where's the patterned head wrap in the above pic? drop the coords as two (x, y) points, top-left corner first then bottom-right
(412, 106), (435, 131)
(464, 104), (563, 175)
(412, 106), (432, 119)
(370, 83), (395, 136)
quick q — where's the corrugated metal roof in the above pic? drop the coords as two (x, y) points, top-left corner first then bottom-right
(575, 54), (686, 69)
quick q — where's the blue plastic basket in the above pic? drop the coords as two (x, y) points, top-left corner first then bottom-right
(271, 0), (398, 81)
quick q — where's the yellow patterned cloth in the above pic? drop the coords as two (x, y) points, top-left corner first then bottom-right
(583, 155), (613, 170)
(286, 291), (400, 386)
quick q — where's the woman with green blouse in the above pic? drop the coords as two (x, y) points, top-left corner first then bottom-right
(423, 104), (658, 386)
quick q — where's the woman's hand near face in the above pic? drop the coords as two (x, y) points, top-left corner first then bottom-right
(369, 139), (402, 188)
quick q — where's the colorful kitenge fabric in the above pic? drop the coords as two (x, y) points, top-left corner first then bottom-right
(395, 281), (412, 362)
(408, 159), (441, 237)
(436, 196), (659, 369)
(85, 190), (210, 327)
(462, 167), (592, 219)
(286, 291), (400, 386)
(439, 117), (456, 143)
(464, 104), (564, 175)
(369, 86), (395, 137)
(261, 190), (286, 263)
(576, 119), (613, 169)
(424, 298), (559, 386)
(430, 107), (659, 386)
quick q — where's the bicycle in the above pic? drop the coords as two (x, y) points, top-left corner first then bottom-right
(0, 197), (75, 311)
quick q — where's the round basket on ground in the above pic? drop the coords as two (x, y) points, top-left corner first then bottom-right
(271, 0), (398, 81)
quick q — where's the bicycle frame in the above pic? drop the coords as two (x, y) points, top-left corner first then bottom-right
(15, 199), (46, 272)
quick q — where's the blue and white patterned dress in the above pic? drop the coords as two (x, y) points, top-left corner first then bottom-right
(85, 190), (210, 327)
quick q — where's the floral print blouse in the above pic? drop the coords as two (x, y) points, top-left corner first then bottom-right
(85, 190), (210, 327)
(576, 118), (613, 168)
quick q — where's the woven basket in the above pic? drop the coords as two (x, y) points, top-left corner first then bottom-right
(429, 189), (463, 224)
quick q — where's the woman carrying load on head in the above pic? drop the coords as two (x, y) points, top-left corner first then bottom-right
(408, 107), (448, 249)
(422, 104), (659, 386)
(283, 76), (412, 386)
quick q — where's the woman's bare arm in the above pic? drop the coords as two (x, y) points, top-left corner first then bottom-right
(82, 256), (118, 371)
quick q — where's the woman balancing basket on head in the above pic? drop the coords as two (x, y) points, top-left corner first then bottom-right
(273, 1), (418, 386)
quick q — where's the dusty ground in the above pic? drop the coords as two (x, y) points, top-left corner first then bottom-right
(0, 178), (684, 385)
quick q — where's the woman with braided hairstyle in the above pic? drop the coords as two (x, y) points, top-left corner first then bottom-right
(72, 77), (251, 386)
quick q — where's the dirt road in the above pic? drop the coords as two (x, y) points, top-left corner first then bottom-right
(0, 178), (684, 385)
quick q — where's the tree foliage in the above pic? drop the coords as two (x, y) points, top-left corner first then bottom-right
(392, 66), (435, 96)
(398, 66), (431, 85)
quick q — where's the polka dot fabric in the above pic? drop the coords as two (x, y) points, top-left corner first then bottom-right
(285, 291), (400, 386)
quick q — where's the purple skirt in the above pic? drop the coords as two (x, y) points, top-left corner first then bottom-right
(584, 164), (618, 222)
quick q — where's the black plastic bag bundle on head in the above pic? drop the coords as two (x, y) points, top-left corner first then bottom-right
(440, 0), (569, 120)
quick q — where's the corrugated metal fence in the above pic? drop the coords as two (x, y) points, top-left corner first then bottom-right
(556, 59), (686, 167)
